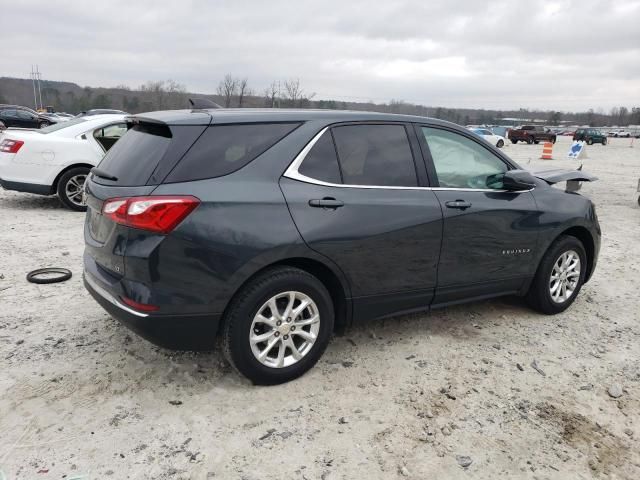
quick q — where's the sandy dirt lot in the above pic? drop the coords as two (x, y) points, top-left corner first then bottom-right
(1, 136), (639, 479)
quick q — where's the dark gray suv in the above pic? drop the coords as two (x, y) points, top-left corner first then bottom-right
(83, 109), (600, 384)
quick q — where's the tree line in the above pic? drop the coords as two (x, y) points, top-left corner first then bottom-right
(1, 75), (639, 127)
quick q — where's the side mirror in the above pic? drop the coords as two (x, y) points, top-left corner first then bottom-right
(502, 169), (537, 191)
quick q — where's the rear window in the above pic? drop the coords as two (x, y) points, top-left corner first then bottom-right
(39, 117), (87, 133)
(94, 123), (171, 186)
(332, 124), (418, 187)
(165, 123), (300, 183)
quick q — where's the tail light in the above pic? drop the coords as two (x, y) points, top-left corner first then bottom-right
(102, 196), (200, 234)
(0, 139), (24, 153)
(120, 296), (159, 312)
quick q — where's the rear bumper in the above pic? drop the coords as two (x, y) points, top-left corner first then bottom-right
(84, 272), (221, 351)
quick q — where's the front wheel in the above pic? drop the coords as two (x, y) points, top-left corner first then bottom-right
(222, 267), (334, 385)
(526, 236), (587, 314)
(602, 138), (607, 145)
(511, 139), (518, 144)
(526, 137), (534, 144)
(587, 138), (593, 145)
(57, 167), (89, 211)
(496, 139), (504, 148)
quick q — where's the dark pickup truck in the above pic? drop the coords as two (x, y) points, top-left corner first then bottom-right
(509, 125), (557, 144)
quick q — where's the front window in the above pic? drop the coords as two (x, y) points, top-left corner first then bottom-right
(421, 127), (509, 190)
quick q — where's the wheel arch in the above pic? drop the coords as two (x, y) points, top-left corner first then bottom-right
(222, 256), (352, 333)
(52, 163), (94, 191)
(552, 226), (596, 282)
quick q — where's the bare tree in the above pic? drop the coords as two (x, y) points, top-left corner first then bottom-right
(141, 80), (167, 110)
(217, 74), (238, 108)
(165, 79), (187, 109)
(237, 78), (251, 107)
(263, 81), (279, 108)
(283, 78), (314, 108)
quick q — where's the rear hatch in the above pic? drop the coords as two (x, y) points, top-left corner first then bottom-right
(84, 114), (210, 283)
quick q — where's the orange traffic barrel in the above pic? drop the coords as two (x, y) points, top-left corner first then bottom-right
(540, 142), (553, 160)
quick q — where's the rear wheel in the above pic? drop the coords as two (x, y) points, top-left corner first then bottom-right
(57, 167), (89, 211)
(526, 137), (534, 144)
(526, 236), (586, 314)
(39, 122), (50, 128)
(511, 139), (518, 144)
(602, 138), (607, 145)
(587, 138), (593, 145)
(496, 139), (504, 148)
(222, 267), (334, 385)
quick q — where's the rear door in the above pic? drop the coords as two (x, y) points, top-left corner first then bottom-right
(280, 123), (442, 320)
(418, 126), (539, 305)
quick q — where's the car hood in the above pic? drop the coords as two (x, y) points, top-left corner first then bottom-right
(532, 167), (597, 184)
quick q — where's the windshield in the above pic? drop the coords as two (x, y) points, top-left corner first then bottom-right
(39, 117), (88, 134)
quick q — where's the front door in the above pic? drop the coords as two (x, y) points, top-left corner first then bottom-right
(280, 123), (443, 321)
(418, 126), (540, 305)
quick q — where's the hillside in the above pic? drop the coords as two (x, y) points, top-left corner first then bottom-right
(1, 76), (637, 127)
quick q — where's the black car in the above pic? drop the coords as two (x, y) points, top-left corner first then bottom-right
(0, 105), (51, 129)
(83, 109), (601, 384)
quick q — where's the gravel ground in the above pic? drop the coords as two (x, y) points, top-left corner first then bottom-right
(1, 136), (639, 479)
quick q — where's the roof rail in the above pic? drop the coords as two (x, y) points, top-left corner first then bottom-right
(189, 98), (222, 110)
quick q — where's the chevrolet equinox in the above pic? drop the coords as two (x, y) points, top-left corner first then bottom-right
(83, 109), (600, 384)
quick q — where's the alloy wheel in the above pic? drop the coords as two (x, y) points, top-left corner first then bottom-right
(250, 291), (320, 368)
(549, 250), (581, 304)
(65, 174), (87, 207)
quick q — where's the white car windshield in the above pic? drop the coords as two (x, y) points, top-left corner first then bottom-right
(39, 117), (88, 134)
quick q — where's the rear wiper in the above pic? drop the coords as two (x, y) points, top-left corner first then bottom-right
(91, 167), (118, 181)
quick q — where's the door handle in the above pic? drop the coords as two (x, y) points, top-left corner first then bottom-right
(445, 199), (472, 210)
(309, 197), (344, 209)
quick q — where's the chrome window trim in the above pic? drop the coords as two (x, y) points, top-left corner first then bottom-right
(283, 127), (532, 193)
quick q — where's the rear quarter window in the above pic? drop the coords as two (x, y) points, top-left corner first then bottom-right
(165, 123), (300, 183)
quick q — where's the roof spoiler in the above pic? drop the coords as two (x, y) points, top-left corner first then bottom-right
(189, 98), (222, 110)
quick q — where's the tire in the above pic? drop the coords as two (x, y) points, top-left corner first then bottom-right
(587, 138), (593, 145)
(511, 139), (518, 144)
(496, 139), (504, 148)
(57, 167), (89, 211)
(526, 235), (587, 315)
(533, 139), (540, 144)
(221, 266), (334, 385)
(602, 138), (607, 145)
(526, 137), (534, 145)
(39, 122), (50, 128)
(551, 137), (556, 144)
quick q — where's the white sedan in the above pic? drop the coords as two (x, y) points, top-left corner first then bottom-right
(0, 114), (126, 210)
(469, 128), (506, 148)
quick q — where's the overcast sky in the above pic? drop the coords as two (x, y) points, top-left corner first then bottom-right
(2, 0), (639, 111)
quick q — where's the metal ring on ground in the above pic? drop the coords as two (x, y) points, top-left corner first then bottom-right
(26, 268), (72, 284)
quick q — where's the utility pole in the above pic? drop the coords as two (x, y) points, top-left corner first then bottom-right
(30, 65), (38, 110)
(35, 65), (43, 111)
